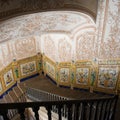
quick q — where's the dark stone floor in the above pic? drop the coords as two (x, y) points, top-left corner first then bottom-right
(23, 74), (120, 120)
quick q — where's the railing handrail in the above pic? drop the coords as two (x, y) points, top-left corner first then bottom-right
(0, 95), (118, 108)
(0, 94), (118, 120)
(0, 84), (118, 120)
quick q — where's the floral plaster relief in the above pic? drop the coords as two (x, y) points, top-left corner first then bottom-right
(0, 11), (95, 42)
(14, 37), (36, 60)
(97, 0), (120, 59)
(41, 33), (72, 62)
(0, 42), (13, 67)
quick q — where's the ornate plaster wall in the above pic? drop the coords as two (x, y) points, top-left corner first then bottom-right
(0, 1), (120, 95)
(0, 1), (119, 91)
(0, 11), (95, 70)
(96, 0), (120, 59)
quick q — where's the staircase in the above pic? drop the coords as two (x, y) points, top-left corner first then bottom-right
(0, 83), (118, 120)
(26, 87), (69, 120)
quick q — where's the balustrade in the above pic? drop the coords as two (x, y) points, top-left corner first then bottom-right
(0, 95), (118, 120)
(0, 85), (118, 120)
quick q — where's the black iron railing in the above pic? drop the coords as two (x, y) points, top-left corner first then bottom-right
(0, 95), (118, 120)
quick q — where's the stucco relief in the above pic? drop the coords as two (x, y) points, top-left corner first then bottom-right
(35, 36), (41, 53)
(100, 38), (120, 59)
(0, 50), (4, 70)
(0, 11), (96, 64)
(0, 42), (13, 66)
(97, 0), (120, 59)
(44, 35), (57, 62)
(76, 30), (96, 60)
(0, 11), (94, 42)
(95, 0), (106, 56)
(58, 38), (72, 62)
(14, 37), (36, 60)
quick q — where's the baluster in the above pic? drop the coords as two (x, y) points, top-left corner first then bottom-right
(46, 105), (52, 120)
(62, 104), (65, 117)
(60, 98), (64, 117)
(102, 100), (109, 120)
(71, 104), (76, 120)
(74, 103), (79, 120)
(38, 91), (40, 99)
(88, 103), (93, 120)
(47, 93), (49, 100)
(55, 105), (57, 113)
(52, 105), (54, 112)
(52, 94), (54, 101)
(32, 106), (40, 120)
(94, 101), (99, 120)
(0, 110), (9, 120)
(64, 104), (68, 118)
(62, 98), (67, 118)
(105, 99), (113, 120)
(45, 93), (47, 100)
(54, 96), (58, 113)
(57, 105), (62, 120)
(109, 100), (116, 120)
(49, 93), (51, 100)
(7, 109), (12, 119)
(18, 108), (25, 120)
(98, 101), (104, 120)
(111, 96), (118, 120)
(50, 93), (52, 101)
(67, 104), (72, 120)
(48, 93), (50, 100)
(59, 96), (61, 101)
(81, 102), (88, 120)
(40, 92), (43, 100)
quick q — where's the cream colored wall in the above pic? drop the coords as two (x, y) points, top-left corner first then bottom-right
(0, 42), (13, 70)
(0, 11), (95, 70)
(0, 37), (37, 71)
(95, 0), (120, 92)
(96, 0), (120, 59)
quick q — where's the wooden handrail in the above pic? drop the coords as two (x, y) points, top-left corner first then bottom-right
(0, 95), (118, 120)
(0, 95), (118, 108)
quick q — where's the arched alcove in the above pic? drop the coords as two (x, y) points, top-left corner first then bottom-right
(0, 11), (96, 70)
